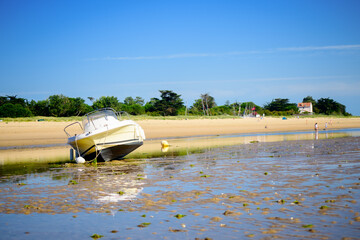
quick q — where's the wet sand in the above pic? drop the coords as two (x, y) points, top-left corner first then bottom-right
(0, 136), (359, 239)
(1, 117), (360, 147)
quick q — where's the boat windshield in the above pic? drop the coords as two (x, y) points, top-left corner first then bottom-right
(82, 109), (118, 132)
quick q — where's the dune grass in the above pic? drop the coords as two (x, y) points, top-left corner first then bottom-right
(0, 116), (82, 122)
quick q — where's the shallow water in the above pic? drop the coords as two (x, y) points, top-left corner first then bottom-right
(0, 132), (360, 239)
(1, 128), (360, 165)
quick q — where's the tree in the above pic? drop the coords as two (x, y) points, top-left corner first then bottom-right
(47, 95), (69, 117)
(191, 93), (216, 115)
(4, 95), (28, 107)
(145, 90), (184, 116)
(124, 97), (135, 105)
(134, 96), (145, 106)
(0, 95), (32, 117)
(88, 97), (95, 103)
(302, 96), (316, 105)
(122, 104), (145, 115)
(228, 102), (242, 116)
(0, 95), (28, 107)
(264, 98), (298, 112)
(316, 97), (350, 115)
(159, 90), (184, 116)
(144, 98), (158, 114)
(124, 96), (144, 106)
(92, 96), (122, 111)
(28, 95), (90, 117)
(201, 93), (216, 116)
(29, 100), (50, 116)
(122, 96), (145, 115)
(67, 97), (91, 116)
(0, 96), (7, 106)
(302, 96), (318, 113)
(201, 93), (216, 115)
(0, 103), (32, 117)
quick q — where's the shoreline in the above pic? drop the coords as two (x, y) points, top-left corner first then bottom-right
(1, 117), (360, 147)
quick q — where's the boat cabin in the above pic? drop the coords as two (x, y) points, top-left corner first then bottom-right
(83, 108), (120, 132)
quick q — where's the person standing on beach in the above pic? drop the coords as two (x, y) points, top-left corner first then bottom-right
(325, 122), (328, 130)
(314, 123), (318, 131)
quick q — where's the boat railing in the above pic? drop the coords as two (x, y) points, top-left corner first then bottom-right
(64, 109), (133, 137)
(64, 122), (83, 137)
(84, 108), (117, 118)
(83, 108), (132, 121)
(116, 111), (131, 120)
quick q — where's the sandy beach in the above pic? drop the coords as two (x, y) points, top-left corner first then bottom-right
(0, 117), (360, 147)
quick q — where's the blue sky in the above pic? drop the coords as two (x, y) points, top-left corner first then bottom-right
(1, 0), (360, 115)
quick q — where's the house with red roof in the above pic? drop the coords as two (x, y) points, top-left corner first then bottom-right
(297, 102), (313, 114)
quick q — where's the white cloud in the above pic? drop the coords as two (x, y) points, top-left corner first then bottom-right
(277, 44), (360, 52)
(87, 53), (220, 61)
(108, 75), (355, 88)
(87, 44), (360, 61)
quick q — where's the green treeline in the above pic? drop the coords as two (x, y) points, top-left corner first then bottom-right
(0, 91), (351, 118)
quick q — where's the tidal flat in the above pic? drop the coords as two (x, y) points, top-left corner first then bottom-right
(0, 136), (360, 239)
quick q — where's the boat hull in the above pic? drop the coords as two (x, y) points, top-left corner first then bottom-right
(97, 140), (143, 161)
(68, 123), (144, 161)
(80, 139), (143, 161)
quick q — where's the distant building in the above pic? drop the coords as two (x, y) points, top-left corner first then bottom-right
(298, 102), (313, 114)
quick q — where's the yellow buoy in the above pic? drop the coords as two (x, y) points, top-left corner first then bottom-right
(161, 140), (169, 147)
(161, 140), (170, 153)
(161, 146), (169, 153)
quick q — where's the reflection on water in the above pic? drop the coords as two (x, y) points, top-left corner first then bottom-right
(0, 162), (146, 215)
(0, 128), (360, 165)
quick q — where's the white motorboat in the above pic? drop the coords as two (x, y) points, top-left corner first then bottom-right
(64, 108), (145, 162)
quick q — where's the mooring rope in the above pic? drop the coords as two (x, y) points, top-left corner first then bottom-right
(93, 124), (110, 161)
